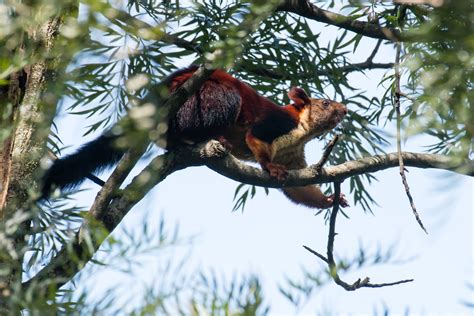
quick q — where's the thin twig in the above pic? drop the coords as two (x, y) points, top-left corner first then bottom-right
(362, 279), (414, 287)
(303, 182), (414, 291)
(315, 135), (339, 173)
(85, 174), (105, 187)
(303, 245), (328, 263)
(241, 60), (394, 80)
(394, 42), (428, 234)
(397, 91), (416, 102)
(326, 182), (340, 266)
(367, 39), (383, 63)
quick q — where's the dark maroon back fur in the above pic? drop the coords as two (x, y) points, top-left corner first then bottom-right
(168, 79), (241, 145)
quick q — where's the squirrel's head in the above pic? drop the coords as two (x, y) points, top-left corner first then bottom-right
(288, 87), (347, 135)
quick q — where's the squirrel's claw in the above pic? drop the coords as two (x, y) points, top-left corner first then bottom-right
(266, 163), (289, 181)
(328, 193), (350, 208)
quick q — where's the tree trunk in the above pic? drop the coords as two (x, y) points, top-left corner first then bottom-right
(0, 15), (62, 312)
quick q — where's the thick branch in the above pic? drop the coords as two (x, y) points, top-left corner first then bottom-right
(199, 144), (473, 188)
(277, 0), (404, 42)
(23, 150), (187, 289)
(24, 140), (472, 289)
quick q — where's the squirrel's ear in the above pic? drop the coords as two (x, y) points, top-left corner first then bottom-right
(288, 87), (310, 107)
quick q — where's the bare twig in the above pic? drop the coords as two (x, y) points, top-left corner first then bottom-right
(85, 174), (105, 187)
(240, 60), (394, 81)
(315, 135), (339, 173)
(367, 39), (383, 63)
(304, 182), (414, 291)
(302, 245), (328, 263)
(326, 182), (340, 266)
(362, 279), (415, 287)
(394, 43), (428, 234)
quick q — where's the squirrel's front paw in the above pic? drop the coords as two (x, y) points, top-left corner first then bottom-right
(328, 193), (350, 208)
(265, 163), (288, 181)
(201, 140), (229, 158)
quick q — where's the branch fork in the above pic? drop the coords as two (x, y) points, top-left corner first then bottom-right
(303, 182), (413, 291)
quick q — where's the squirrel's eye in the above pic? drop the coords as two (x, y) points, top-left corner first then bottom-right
(322, 100), (330, 108)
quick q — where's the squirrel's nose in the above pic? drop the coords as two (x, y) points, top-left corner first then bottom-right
(341, 105), (348, 115)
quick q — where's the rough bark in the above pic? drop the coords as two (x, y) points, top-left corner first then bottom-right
(0, 14), (63, 312)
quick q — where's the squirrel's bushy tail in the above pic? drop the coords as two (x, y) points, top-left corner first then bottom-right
(40, 134), (124, 199)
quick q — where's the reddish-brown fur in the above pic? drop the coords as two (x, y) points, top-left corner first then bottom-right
(169, 66), (291, 129)
(167, 66), (349, 209)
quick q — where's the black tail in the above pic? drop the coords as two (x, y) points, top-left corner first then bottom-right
(40, 134), (125, 199)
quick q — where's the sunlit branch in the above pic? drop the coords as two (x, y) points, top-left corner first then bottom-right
(199, 141), (474, 188)
(276, 0), (403, 42)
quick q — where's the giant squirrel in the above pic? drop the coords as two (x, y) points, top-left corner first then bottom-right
(41, 65), (349, 209)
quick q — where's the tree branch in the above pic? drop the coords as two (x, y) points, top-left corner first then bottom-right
(199, 142), (473, 188)
(160, 30), (394, 79)
(104, 9), (394, 82)
(237, 39), (393, 80)
(304, 182), (414, 291)
(276, 0), (404, 42)
(302, 245), (328, 263)
(393, 42), (427, 233)
(24, 139), (472, 290)
(315, 135), (339, 172)
(23, 65), (215, 291)
(239, 60), (394, 81)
